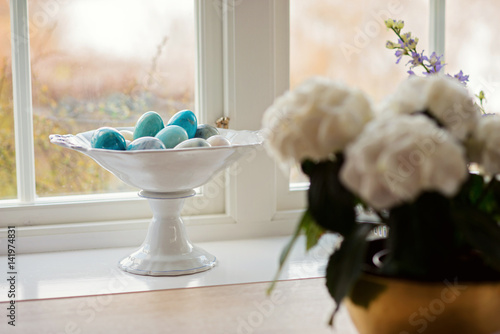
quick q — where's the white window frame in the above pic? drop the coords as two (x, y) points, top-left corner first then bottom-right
(0, 0), (447, 254)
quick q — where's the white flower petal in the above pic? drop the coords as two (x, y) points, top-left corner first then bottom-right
(340, 115), (468, 210)
(262, 77), (374, 165)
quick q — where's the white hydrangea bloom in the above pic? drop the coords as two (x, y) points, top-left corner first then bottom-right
(340, 115), (468, 210)
(262, 77), (373, 166)
(467, 115), (500, 174)
(380, 75), (479, 141)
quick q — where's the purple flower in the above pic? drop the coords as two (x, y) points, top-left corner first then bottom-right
(407, 51), (425, 68)
(407, 69), (416, 76)
(453, 70), (470, 84)
(395, 49), (405, 64)
(427, 52), (445, 74)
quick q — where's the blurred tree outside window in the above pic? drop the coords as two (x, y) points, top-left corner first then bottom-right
(288, 0), (500, 185)
(0, 3), (15, 200)
(0, 0), (196, 199)
(288, 0), (428, 186)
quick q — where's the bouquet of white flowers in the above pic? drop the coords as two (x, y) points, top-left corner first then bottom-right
(263, 72), (500, 323)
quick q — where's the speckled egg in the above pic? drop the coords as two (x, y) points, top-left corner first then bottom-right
(207, 135), (231, 147)
(127, 137), (166, 151)
(133, 111), (164, 139)
(91, 127), (127, 150)
(167, 110), (197, 139)
(194, 124), (219, 140)
(174, 138), (211, 149)
(155, 125), (189, 149)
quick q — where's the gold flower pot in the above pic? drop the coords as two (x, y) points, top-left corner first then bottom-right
(345, 273), (500, 334)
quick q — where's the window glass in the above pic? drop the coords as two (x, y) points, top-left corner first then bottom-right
(290, 0), (429, 101)
(0, 1), (16, 200)
(28, 0), (195, 196)
(288, 0), (429, 185)
(445, 0), (500, 113)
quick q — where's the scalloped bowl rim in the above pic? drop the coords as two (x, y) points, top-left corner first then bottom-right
(49, 127), (263, 154)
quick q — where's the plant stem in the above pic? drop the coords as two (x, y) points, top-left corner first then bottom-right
(391, 28), (431, 74)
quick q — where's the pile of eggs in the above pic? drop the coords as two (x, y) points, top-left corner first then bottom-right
(90, 110), (231, 151)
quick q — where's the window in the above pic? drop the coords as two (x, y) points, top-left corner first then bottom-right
(2, 0), (481, 253)
(445, 0), (500, 112)
(1, 0), (227, 227)
(0, 0), (297, 253)
(29, 0), (196, 198)
(289, 0), (429, 101)
(280, 0), (483, 211)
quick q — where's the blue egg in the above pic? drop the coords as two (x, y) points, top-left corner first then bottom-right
(91, 127), (127, 150)
(194, 124), (219, 140)
(127, 137), (166, 151)
(167, 110), (197, 139)
(133, 111), (165, 139)
(155, 125), (188, 149)
(174, 138), (211, 149)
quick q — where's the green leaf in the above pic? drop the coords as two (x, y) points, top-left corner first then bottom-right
(305, 158), (357, 235)
(325, 223), (374, 321)
(480, 177), (500, 215)
(383, 192), (457, 279)
(466, 173), (485, 204)
(304, 211), (325, 251)
(267, 210), (311, 295)
(454, 207), (500, 272)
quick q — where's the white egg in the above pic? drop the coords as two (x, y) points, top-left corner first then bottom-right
(119, 130), (134, 141)
(207, 135), (231, 147)
(174, 138), (211, 149)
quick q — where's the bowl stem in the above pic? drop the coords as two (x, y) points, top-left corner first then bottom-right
(118, 190), (217, 276)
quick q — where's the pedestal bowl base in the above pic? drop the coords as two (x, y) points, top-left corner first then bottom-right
(118, 245), (217, 276)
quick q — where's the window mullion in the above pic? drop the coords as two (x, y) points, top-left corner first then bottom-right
(194, 0), (224, 123)
(10, 0), (36, 204)
(429, 0), (446, 57)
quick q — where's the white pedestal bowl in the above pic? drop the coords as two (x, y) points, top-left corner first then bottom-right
(50, 128), (263, 276)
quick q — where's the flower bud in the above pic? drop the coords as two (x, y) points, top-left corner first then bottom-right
(407, 37), (419, 49)
(478, 90), (485, 100)
(385, 19), (395, 29)
(400, 33), (409, 43)
(395, 20), (405, 30)
(386, 41), (397, 49)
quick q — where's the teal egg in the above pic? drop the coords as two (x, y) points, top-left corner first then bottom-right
(155, 125), (188, 149)
(133, 111), (164, 139)
(91, 127), (127, 150)
(194, 124), (219, 139)
(127, 137), (166, 151)
(174, 138), (211, 149)
(167, 110), (197, 139)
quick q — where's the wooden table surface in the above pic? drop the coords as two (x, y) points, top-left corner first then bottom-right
(1, 278), (359, 334)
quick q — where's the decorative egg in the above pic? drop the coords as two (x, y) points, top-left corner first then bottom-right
(127, 137), (166, 151)
(167, 110), (197, 139)
(194, 124), (219, 139)
(119, 130), (134, 141)
(207, 135), (231, 147)
(133, 111), (164, 139)
(91, 127), (127, 150)
(174, 138), (211, 149)
(155, 125), (189, 149)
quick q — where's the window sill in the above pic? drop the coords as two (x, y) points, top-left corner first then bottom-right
(0, 234), (338, 302)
